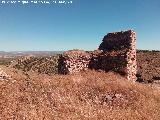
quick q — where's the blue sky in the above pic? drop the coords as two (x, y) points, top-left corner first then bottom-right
(0, 0), (160, 51)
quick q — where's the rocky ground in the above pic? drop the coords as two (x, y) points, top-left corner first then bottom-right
(136, 50), (160, 83)
(0, 68), (12, 80)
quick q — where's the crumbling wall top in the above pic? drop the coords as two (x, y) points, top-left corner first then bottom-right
(63, 50), (91, 58)
(99, 30), (136, 51)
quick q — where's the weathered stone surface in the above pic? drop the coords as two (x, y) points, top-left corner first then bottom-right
(58, 50), (91, 74)
(97, 30), (137, 81)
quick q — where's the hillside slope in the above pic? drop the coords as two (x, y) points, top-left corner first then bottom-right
(0, 66), (160, 120)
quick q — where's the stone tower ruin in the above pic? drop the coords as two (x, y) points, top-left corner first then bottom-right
(58, 30), (137, 81)
(98, 30), (137, 81)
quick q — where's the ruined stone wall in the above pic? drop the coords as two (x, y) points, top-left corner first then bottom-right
(97, 30), (137, 81)
(58, 30), (137, 81)
(58, 50), (91, 74)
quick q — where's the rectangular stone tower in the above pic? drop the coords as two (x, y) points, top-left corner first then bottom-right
(98, 30), (137, 81)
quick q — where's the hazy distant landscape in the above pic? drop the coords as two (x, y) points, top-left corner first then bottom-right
(0, 51), (63, 58)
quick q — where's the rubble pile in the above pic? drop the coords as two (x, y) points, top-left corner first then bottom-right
(58, 50), (91, 74)
(0, 68), (11, 80)
(97, 30), (137, 81)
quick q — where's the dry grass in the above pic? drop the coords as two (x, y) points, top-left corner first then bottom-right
(0, 66), (160, 120)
